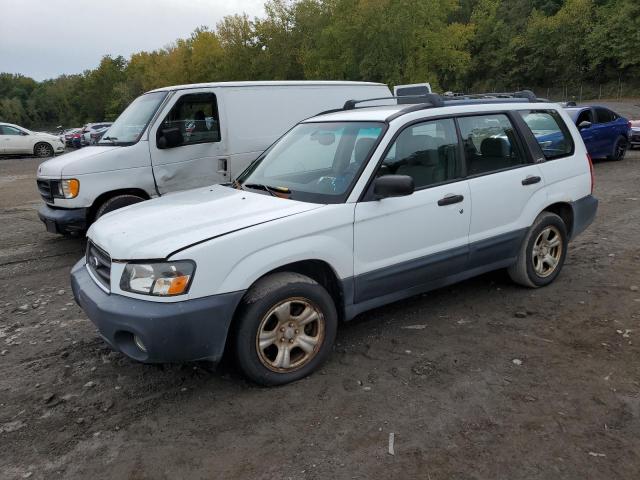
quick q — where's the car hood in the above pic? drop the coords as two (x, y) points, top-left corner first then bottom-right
(88, 185), (324, 260)
(37, 146), (127, 177)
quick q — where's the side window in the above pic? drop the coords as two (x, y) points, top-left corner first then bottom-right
(518, 110), (574, 160)
(377, 118), (460, 189)
(457, 114), (525, 176)
(160, 93), (220, 146)
(595, 107), (614, 124)
(0, 126), (23, 135)
(575, 109), (593, 125)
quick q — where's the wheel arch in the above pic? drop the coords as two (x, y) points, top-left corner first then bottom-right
(89, 188), (151, 223)
(542, 201), (574, 238)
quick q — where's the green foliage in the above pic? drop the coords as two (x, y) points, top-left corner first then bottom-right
(1, 0), (638, 129)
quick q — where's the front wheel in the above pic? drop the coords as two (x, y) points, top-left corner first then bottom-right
(609, 136), (628, 161)
(233, 272), (337, 386)
(94, 194), (145, 220)
(34, 142), (54, 158)
(508, 212), (568, 288)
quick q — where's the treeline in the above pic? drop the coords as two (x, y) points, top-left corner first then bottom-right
(1, 0), (639, 129)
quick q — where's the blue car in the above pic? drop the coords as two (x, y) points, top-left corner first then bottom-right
(565, 106), (630, 161)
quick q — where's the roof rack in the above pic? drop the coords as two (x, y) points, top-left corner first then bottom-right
(338, 89), (539, 114)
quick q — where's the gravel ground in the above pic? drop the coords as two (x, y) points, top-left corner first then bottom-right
(1, 103), (640, 479)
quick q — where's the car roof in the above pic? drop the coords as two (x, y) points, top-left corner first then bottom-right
(307, 101), (562, 123)
(147, 80), (387, 93)
(0, 122), (24, 129)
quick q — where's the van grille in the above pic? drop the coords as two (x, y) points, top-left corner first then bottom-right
(37, 179), (58, 202)
(86, 241), (111, 291)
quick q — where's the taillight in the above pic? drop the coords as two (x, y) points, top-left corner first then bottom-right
(587, 153), (594, 194)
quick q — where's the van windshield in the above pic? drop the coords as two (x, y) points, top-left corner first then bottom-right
(99, 91), (167, 146)
(236, 121), (385, 204)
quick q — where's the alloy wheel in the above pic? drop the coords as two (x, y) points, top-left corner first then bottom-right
(531, 225), (563, 278)
(255, 297), (325, 373)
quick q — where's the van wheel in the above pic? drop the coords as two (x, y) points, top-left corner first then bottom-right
(233, 272), (337, 386)
(34, 142), (54, 158)
(508, 212), (568, 288)
(609, 136), (628, 161)
(94, 194), (145, 220)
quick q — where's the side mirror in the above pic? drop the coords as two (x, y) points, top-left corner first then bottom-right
(373, 175), (414, 199)
(578, 121), (592, 130)
(157, 127), (183, 149)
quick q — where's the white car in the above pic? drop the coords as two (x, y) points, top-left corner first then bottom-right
(0, 122), (65, 157)
(71, 91), (598, 386)
(80, 123), (113, 146)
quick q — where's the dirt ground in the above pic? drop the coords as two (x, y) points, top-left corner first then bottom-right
(1, 103), (640, 479)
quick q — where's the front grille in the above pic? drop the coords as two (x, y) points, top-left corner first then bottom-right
(86, 241), (111, 291)
(37, 179), (57, 202)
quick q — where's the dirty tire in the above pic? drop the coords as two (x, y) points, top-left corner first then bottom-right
(34, 142), (54, 158)
(508, 212), (568, 288)
(233, 272), (337, 386)
(608, 136), (628, 161)
(94, 194), (145, 220)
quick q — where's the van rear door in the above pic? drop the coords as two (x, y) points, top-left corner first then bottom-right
(149, 88), (227, 194)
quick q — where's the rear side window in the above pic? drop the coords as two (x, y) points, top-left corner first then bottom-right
(377, 118), (461, 189)
(457, 114), (525, 176)
(518, 110), (574, 160)
(594, 107), (616, 124)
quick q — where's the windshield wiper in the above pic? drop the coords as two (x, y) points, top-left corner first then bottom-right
(244, 183), (290, 197)
(101, 136), (118, 143)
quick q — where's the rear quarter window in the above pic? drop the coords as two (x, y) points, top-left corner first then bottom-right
(518, 110), (574, 160)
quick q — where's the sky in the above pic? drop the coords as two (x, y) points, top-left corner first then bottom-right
(0, 0), (266, 81)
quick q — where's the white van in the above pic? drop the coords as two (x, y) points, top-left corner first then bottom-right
(36, 81), (391, 235)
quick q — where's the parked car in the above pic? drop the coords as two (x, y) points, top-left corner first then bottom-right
(70, 91), (597, 386)
(81, 123), (112, 146)
(564, 105), (630, 160)
(90, 125), (111, 144)
(71, 130), (83, 149)
(629, 120), (640, 149)
(0, 122), (65, 157)
(36, 81), (393, 235)
(64, 128), (80, 147)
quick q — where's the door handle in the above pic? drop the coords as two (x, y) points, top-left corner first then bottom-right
(521, 175), (541, 186)
(437, 194), (464, 206)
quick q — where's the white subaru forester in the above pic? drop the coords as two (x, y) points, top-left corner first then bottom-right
(71, 91), (598, 386)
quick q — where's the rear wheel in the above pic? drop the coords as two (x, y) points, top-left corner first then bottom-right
(508, 212), (568, 288)
(34, 142), (54, 158)
(233, 272), (337, 386)
(94, 194), (145, 220)
(608, 136), (628, 161)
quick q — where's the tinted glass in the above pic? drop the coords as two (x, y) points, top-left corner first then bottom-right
(518, 110), (574, 159)
(458, 114), (525, 175)
(0, 125), (22, 135)
(376, 118), (460, 188)
(575, 109), (593, 125)
(238, 122), (384, 204)
(159, 93), (220, 146)
(595, 107), (615, 124)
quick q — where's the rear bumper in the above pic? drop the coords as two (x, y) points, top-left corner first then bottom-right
(70, 259), (245, 363)
(38, 204), (88, 235)
(570, 194), (598, 239)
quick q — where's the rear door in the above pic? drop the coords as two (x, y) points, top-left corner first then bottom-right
(460, 113), (545, 268)
(149, 89), (226, 194)
(592, 107), (617, 157)
(354, 117), (470, 303)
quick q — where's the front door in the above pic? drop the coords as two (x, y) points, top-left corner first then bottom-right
(149, 89), (226, 194)
(0, 125), (31, 154)
(458, 113), (545, 268)
(354, 117), (471, 303)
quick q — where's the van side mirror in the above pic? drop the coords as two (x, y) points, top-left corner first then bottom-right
(373, 175), (414, 199)
(578, 121), (592, 130)
(157, 127), (183, 149)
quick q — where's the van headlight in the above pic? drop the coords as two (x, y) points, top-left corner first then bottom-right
(120, 261), (195, 296)
(56, 179), (80, 198)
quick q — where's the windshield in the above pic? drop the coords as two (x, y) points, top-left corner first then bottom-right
(99, 91), (167, 145)
(237, 121), (385, 204)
